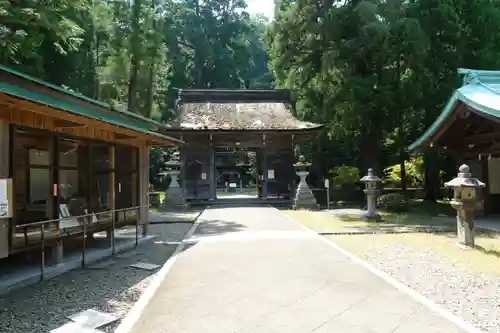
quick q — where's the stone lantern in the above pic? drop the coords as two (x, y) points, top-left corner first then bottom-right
(360, 168), (382, 221)
(164, 150), (185, 209)
(445, 164), (485, 247)
(293, 155), (318, 209)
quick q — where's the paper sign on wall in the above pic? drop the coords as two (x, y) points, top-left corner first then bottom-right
(0, 179), (12, 218)
(267, 169), (275, 180)
(201, 172), (207, 180)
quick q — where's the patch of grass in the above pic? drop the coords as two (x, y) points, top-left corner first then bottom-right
(408, 198), (455, 217)
(283, 210), (372, 229)
(284, 209), (454, 231)
(329, 230), (500, 276)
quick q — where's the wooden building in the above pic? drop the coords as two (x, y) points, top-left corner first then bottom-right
(0, 65), (181, 262)
(408, 68), (500, 215)
(163, 89), (323, 202)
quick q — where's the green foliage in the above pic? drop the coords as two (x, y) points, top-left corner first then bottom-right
(384, 156), (424, 187)
(4, 0), (500, 199)
(269, 0), (500, 194)
(377, 193), (410, 212)
(1, 0), (274, 118)
(330, 165), (360, 187)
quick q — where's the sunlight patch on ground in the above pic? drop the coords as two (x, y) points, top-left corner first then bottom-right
(330, 232), (500, 276)
(283, 209), (454, 230)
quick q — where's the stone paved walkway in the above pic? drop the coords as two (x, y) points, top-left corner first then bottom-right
(127, 206), (470, 333)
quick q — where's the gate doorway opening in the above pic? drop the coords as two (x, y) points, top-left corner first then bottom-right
(215, 149), (258, 200)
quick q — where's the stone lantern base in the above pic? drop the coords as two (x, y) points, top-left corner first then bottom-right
(293, 172), (318, 210)
(363, 213), (382, 222)
(165, 172), (185, 210)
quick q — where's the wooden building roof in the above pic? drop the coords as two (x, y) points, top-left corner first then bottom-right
(166, 89), (323, 131)
(408, 68), (500, 156)
(0, 65), (183, 146)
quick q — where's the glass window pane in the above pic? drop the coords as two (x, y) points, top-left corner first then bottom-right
(14, 129), (52, 166)
(90, 172), (110, 212)
(27, 168), (52, 221)
(59, 139), (84, 167)
(116, 171), (138, 209)
(29, 149), (50, 165)
(116, 145), (137, 171)
(92, 144), (110, 171)
(59, 169), (88, 229)
(29, 168), (51, 205)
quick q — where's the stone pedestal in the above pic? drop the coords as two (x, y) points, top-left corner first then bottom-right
(360, 169), (382, 221)
(165, 171), (185, 209)
(453, 202), (476, 247)
(445, 164), (485, 248)
(163, 151), (185, 210)
(294, 171), (318, 209)
(363, 189), (382, 221)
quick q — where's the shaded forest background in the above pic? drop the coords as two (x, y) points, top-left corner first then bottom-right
(3, 0), (500, 200)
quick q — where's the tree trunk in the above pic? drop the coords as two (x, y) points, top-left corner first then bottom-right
(359, 132), (379, 175)
(424, 149), (440, 201)
(127, 0), (142, 112)
(145, 0), (158, 117)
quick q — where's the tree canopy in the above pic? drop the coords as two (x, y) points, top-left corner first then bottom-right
(3, 0), (500, 195)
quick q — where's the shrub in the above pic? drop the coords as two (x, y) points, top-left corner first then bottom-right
(383, 157), (424, 188)
(330, 165), (360, 188)
(377, 193), (409, 212)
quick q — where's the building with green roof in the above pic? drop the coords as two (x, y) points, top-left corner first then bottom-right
(0, 65), (182, 264)
(408, 68), (500, 215)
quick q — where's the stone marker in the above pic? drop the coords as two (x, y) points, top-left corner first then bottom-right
(67, 309), (118, 329)
(360, 168), (382, 221)
(293, 155), (318, 209)
(163, 150), (185, 209)
(129, 262), (161, 271)
(445, 164), (485, 247)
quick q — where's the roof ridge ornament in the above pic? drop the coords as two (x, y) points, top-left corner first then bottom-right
(463, 71), (480, 86)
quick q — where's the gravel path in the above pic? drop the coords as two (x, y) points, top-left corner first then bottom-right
(0, 222), (194, 333)
(331, 235), (500, 333)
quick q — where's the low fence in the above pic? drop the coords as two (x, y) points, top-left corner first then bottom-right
(11, 205), (147, 281)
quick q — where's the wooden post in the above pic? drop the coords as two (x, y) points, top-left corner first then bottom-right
(138, 143), (149, 236)
(209, 147), (215, 200)
(180, 147), (187, 200)
(107, 145), (115, 248)
(52, 135), (63, 263)
(262, 149), (268, 199)
(481, 157), (490, 215)
(0, 121), (10, 259)
(291, 134), (296, 199)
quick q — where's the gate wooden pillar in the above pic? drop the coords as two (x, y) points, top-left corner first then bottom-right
(261, 149), (268, 199)
(209, 147), (216, 200)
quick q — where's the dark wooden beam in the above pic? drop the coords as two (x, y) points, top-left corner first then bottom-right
(115, 133), (136, 140)
(53, 119), (86, 128)
(461, 131), (500, 144)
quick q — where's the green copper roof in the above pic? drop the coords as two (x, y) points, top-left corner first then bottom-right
(0, 65), (182, 144)
(408, 68), (500, 152)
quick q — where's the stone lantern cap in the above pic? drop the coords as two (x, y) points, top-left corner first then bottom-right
(444, 164), (485, 188)
(165, 151), (181, 171)
(360, 168), (381, 183)
(293, 155), (311, 169)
